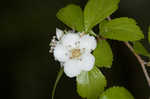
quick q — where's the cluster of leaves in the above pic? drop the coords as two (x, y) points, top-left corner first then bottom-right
(54, 0), (148, 99)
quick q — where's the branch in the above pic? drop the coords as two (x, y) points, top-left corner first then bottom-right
(124, 42), (150, 87)
(107, 16), (150, 87)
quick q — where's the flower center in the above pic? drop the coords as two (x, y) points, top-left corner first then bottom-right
(70, 49), (81, 59)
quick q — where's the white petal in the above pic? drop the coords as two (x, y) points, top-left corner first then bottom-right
(79, 34), (97, 51)
(56, 28), (64, 40)
(61, 33), (80, 49)
(80, 52), (95, 71)
(64, 59), (82, 78)
(53, 44), (70, 62)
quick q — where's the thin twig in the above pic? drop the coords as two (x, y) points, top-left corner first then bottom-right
(124, 42), (150, 87)
(107, 16), (150, 87)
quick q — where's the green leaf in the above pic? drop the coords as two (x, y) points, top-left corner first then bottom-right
(148, 26), (150, 43)
(84, 0), (120, 32)
(93, 40), (113, 68)
(99, 86), (134, 99)
(133, 41), (150, 57)
(56, 4), (84, 32)
(100, 17), (144, 41)
(52, 68), (64, 99)
(77, 67), (107, 99)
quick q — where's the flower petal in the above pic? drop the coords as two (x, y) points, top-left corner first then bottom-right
(79, 34), (97, 51)
(64, 59), (82, 78)
(61, 33), (80, 49)
(53, 44), (70, 62)
(80, 52), (95, 71)
(56, 28), (64, 40)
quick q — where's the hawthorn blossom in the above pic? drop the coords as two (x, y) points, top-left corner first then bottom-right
(50, 28), (97, 78)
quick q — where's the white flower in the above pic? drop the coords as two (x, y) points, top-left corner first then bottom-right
(51, 28), (97, 78)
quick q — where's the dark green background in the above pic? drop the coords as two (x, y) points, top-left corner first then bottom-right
(0, 0), (150, 99)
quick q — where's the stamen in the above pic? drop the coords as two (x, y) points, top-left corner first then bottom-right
(50, 36), (57, 53)
(70, 49), (81, 59)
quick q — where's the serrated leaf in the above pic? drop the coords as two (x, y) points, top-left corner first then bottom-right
(56, 4), (84, 32)
(100, 17), (144, 41)
(93, 40), (113, 68)
(148, 26), (150, 43)
(77, 67), (106, 99)
(84, 0), (120, 32)
(99, 86), (134, 99)
(133, 41), (150, 57)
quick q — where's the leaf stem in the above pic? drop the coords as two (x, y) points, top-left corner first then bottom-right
(52, 68), (64, 99)
(89, 30), (97, 37)
(107, 16), (150, 87)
